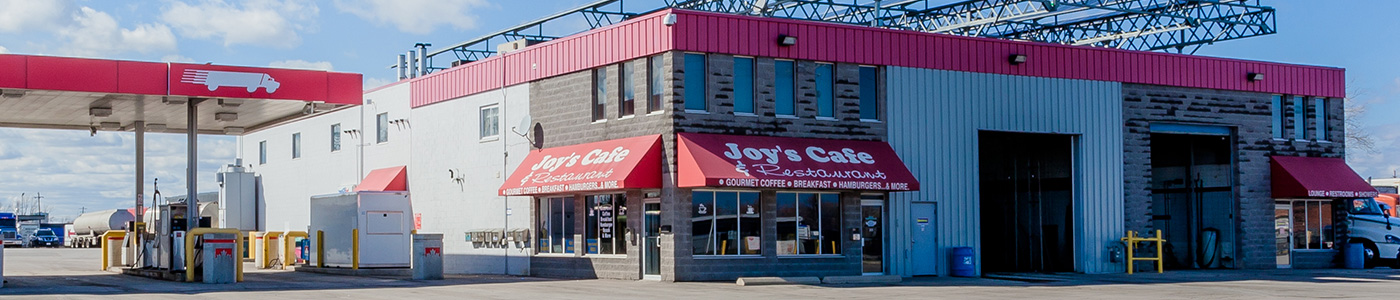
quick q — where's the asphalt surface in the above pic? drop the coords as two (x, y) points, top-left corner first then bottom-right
(4, 248), (1400, 299)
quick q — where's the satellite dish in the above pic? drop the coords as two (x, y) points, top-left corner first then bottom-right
(512, 115), (532, 137)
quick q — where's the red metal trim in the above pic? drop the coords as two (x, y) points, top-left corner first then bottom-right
(0, 54), (361, 104)
(203, 239), (238, 243)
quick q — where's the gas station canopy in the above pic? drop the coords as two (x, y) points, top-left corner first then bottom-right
(0, 54), (362, 135)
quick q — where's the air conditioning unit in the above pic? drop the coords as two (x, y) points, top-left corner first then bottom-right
(496, 39), (544, 55)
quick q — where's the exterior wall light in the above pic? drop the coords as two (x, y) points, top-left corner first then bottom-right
(777, 35), (798, 46)
(663, 13), (677, 26)
(1009, 54), (1028, 65)
(1248, 72), (1264, 82)
(90, 107), (113, 117)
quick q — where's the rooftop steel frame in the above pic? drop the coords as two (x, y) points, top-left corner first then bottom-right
(395, 0), (1275, 79)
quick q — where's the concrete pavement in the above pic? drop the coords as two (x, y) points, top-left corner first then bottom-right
(4, 248), (1400, 299)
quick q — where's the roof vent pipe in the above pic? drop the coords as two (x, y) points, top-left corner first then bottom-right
(417, 44), (430, 77)
(406, 50), (418, 79)
(397, 54), (408, 80)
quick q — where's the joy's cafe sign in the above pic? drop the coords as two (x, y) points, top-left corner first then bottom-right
(500, 135), (662, 196)
(678, 133), (920, 191)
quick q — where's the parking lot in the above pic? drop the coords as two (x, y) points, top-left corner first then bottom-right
(4, 248), (1400, 299)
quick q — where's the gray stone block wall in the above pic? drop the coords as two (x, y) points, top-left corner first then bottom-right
(1122, 83), (1345, 270)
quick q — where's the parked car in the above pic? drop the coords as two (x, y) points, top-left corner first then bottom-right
(28, 228), (60, 247)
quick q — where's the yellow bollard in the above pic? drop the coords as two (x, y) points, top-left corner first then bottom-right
(1121, 230), (1166, 274)
(352, 228), (359, 270)
(316, 230), (325, 268)
(99, 231), (127, 270)
(282, 231), (308, 268)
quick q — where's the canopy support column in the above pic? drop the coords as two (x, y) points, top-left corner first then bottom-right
(187, 99), (201, 224)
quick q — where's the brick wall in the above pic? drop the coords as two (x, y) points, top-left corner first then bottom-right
(1122, 83), (1345, 270)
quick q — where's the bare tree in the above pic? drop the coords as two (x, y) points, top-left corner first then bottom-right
(1346, 86), (1376, 157)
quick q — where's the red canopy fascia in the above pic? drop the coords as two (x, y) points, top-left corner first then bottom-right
(677, 133), (919, 191)
(499, 135), (663, 196)
(357, 166), (408, 192)
(1271, 156), (1376, 198)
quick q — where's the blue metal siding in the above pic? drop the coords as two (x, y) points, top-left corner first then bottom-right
(885, 67), (1124, 276)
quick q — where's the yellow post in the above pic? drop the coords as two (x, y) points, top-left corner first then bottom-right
(352, 228), (359, 270)
(282, 231), (309, 268)
(1125, 231), (1135, 274)
(1155, 230), (1164, 274)
(184, 228), (245, 282)
(99, 230), (127, 270)
(316, 230), (325, 268)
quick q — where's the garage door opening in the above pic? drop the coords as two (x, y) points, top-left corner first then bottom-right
(979, 131), (1075, 274)
(1150, 133), (1237, 269)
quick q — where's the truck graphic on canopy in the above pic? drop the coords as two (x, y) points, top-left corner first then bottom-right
(181, 69), (281, 93)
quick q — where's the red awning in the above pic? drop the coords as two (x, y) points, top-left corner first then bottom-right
(499, 135), (663, 196)
(677, 133), (919, 191)
(358, 166), (408, 192)
(1271, 156), (1376, 198)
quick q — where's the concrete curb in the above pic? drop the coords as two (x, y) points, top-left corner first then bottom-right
(735, 277), (822, 286)
(295, 266), (412, 277)
(821, 275), (902, 285)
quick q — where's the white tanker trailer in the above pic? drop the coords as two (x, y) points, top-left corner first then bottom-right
(69, 209), (134, 248)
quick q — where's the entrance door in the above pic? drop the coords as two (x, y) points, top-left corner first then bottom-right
(1150, 133), (1236, 269)
(642, 200), (662, 279)
(979, 131), (1076, 273)
(861, 197), (885, 274)
(1275, 203), (1291, 268)
(910, 202), (937, 276)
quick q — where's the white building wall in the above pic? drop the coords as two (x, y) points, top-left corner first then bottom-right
(885, 67), (1124, 276)
(237, 83), (413, 232)
(408, 84), (532, 275)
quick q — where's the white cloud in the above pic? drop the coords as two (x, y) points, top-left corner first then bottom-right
(0, 46), (8, 54)
(161, 54), (196, 63)
(0, 0), (67, 32)
(363, 77), (397, 90)
(161, 0), (319, 48)
(57, 7), (178, 57)
(269, 59), (334, 71)
(334, 0), (486, 35)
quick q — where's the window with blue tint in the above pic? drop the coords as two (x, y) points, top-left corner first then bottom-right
(684, 53), (707, 111)
(859, 66), (879, 120)
(815, 63), (833, 118)
(259, 141), (267, 164)
(291, 132), (301, 159)
(648, 55), (664, 112)
(376, 113), (388, 143)
(593, 68), (607, 121)
(775, 60), (795, 116)
(620, 62), (636, 117)
(733, 57), (755, 114)
(330, 124), (341, 152)
(1314, 98), (1325, 140)
(1271, 95), (1283, 139)
(1293, 96), (1305, 140)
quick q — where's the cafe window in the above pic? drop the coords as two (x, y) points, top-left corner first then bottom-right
(734, 57), (755, 115)
(777, 192), (842, 255)
(538, 197), (576, 254)
(648, 54), (664, 113)
(1271, 95), (1283, 139)
(775, 60), (795, 116)
(619, 61), (636, 117)
(815, 63), (834, 119)
(586, 194), (628, 255)
(692, 190), (761, 256)
(683, 53), (707, 111)
(859, 66), (879, 121)
(593, 68), (608, 121)
(1314, 98), (1326, 141)
(1293, 96), (1306, 140)
(1280, 199), (1334, 250)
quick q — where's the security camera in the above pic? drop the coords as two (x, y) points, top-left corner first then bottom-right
(302, 102), (316, 115)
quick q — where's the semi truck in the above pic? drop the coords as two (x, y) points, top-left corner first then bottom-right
(1348, 197), (1400, 268)
(0, 212), (19, 247)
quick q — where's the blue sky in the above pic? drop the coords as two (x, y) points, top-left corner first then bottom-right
(0, 0), (1396, 220)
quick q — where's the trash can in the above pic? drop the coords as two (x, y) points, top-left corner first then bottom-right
(202, 233), (238, 284)
(950, 247), (975, 277)
(412, 233), (444, 280)
(1343, 243), (1366, 269)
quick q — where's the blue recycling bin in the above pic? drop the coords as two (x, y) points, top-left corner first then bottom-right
(950, 247), (976, 277)
(1343, 243), (1365, 269)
